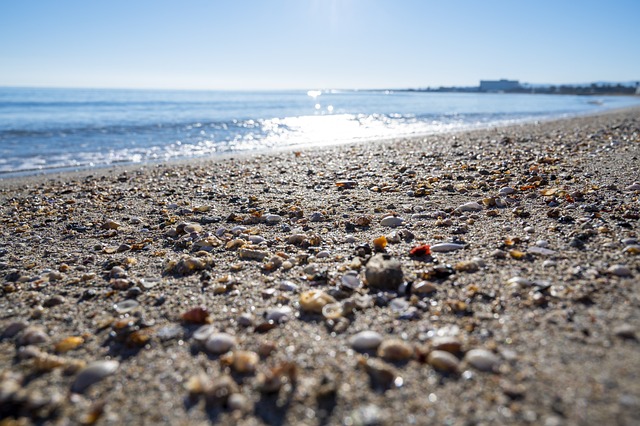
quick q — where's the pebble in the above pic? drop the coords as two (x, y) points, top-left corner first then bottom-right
(430, 242), (465, 252)
(365, 254), (404, 291)
(316, 250), (330, 258)
(278, 280), (299, 292)
(265, 214), (282, 224)
(499, 187), (515, 195)
(622, 245), (640, 255)
(377, 339), (414, 361)
(625, 182), (640, 191)
(464, 348), (500, 372)
(608, 264), (632, 277)
(380, 216), (405, 227)
(412, 281), (437, 295)
(18, 326), (49, 346)
(457, 201), (483, 212)
(204, 333), (237, 354)
(349, 331), (383, 351)
(71, 360), (119, 393)
(341, 271), (362, 290)
(310, 212), (325, 222)
(431, 336), (463, 354)
(2, 320), (28, 339)
(507, 276), (534, 287)
(427, 350), (460, 374)
(248, 235), (266, 244)
(265, 306), (293, 323)
(192, 325), (216, 342)
(299, 290), (336, 313)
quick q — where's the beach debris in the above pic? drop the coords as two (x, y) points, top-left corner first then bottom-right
(464, 349), (501, 372)
(430, 242), (465, 252)
(377, 339), (414, 362)
(427, 350), (460, 374)
(380, 216), (405, 227)
(300, 290), (336, 313)
(71, 360), (119, 394)
(204, 333), (237, 354)
(365, 254), (404, 291)
(409, 244), (431, 257)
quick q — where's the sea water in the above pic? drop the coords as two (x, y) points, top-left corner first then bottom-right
(1, 87), (639, 176)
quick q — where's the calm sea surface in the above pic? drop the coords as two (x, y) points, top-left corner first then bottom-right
(1, 87), (639, 176)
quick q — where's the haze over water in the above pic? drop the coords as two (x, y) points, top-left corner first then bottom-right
(1, 87), (640, 176)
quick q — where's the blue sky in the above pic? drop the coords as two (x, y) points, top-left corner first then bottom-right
(1, 0), (639, 90)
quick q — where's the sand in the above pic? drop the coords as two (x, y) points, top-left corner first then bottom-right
(0, 107), (639, 425)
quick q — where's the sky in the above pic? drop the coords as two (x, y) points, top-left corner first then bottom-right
(1, 0), (639, 90)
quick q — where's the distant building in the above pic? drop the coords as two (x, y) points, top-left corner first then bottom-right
(479, 79), (521, 92)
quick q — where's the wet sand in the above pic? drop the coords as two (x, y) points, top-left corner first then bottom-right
(1, 107), (639, 425)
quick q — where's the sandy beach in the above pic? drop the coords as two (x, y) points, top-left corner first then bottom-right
(1, 107), (639, 425)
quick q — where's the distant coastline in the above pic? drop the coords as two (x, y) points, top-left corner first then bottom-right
(368, 79), (640, 96)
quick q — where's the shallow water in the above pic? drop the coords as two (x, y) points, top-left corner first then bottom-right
(1, 87), (639, 176)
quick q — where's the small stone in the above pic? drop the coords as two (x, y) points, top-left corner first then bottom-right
(527, 246), (556, 256)
(113, 299), (139, 314)
(265, 306), (293, 323)
(192, 324), (216, 342)
(412, 281), (437, 295)
(625, 182), (640, 191)
(365, 254), (404, 291)
(204, 333), (236, 354)
(310, 212), (325, 222)
(377, 339), (413, 361)
(349, 331), (383, 352)
(299, 290), (336, 313)
(71, 360), (119, 393)
(499, 187), (515, 195)
(265, 214), (282, 224)
(427, 350), (460, 374)
(608, 264), (632, 277)
(613, 324), (636, 340)
(2, 320), (29, 339)
(431, 336), (462, 354)
(430, 242), (465, 252)
(18, 326), (49, 346)
(464, 348), (500, 372)
(380, 216), (405, 227)
(101, 220), (121, 230)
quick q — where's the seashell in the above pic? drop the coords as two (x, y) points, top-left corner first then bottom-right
(349, 331), (383, 352)
(427, 350), (460, 374)
(341, 272), (362, 290)
(71, 360), (119, 393)
(204, 333), (236, 354)
(498, 187), (515, 195)
(507, 276), (533, 287)
(430, 242), (465, 252)
(299, 290), (336, 313)
(181, 306), (211, 324)
(55, 336), (85, 353)
(527, 246), (556, 256)
(223, 350), (259, 374)
(193, 324), (216, 342)
(18, 326), (49, 346)
(377, 339), (413, 361)
(456, 202), (483, 212)
(380, 216), (404, 227)
(464, 348), (500, 372)
(321, 302), (343, 320)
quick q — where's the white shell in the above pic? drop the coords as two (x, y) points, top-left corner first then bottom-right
(204, 333), (236, 354)
(430, 243), (465, 252)
(349, 330), (383, 351)
(498, 187), (515, 195)
(71, 360), (119, 393)
(456, 202), (483, 212)
(380, 216), (405, 227)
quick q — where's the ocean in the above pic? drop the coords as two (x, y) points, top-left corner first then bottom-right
(1, 87), (639, 177)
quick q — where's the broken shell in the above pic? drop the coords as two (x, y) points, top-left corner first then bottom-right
(321, 302), (343, 320)
(430, 243), (465, 252)
(71, 360), (119, 393)
(54, 336), (85, 353)
(224, 350), (259, 374)
(181, 307), (212, 324)
(380, 216), (405, 227)
(299, 290), (336, 314)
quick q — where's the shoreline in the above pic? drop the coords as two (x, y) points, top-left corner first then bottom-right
(0, 107), (639, 425)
